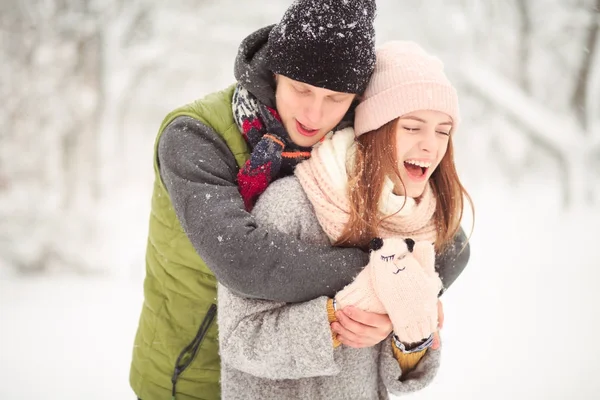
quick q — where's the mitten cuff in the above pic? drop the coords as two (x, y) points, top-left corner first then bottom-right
(326, 298), (341, 348)
(392, 333), (434, 354)
(327, 298), (338, 323)
(393, 316), (438, 345)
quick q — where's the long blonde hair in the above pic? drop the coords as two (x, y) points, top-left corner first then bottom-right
(335, 119), (474, 253)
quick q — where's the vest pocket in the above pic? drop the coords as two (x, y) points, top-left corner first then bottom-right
(171, 303), (217, 399)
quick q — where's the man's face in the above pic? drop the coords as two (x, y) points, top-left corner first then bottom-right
(275, 75), (356, 147)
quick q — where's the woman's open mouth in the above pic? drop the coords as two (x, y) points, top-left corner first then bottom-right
(404, 160), (431, 181)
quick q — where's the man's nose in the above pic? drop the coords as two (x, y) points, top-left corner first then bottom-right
(304, 98), (324, 125)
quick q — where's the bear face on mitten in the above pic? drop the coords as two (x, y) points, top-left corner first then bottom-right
(369, 237), (442, 345)
(334, 236), (442, 344)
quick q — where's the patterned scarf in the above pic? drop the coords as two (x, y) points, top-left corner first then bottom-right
(294, 128), (438, 243)
(232, 84), (313, 211)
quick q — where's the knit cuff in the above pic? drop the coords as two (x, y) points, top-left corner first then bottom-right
(391, 340), (427, 374)
(326, 298), (341, 348)
(392, 333), (434, 354)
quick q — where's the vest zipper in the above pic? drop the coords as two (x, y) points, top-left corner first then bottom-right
(171, 303), (217, 400)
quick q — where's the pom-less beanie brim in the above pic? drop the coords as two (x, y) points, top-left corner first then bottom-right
(355, 81), (460, 135)
(265, 0), (377, 94)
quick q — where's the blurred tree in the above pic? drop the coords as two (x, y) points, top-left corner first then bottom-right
(439, 0), (600, 208)
(1, 0), (596, 275)
(0, 0), (162, 273)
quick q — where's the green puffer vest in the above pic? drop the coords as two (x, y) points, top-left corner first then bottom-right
(130, 84), (250, 400)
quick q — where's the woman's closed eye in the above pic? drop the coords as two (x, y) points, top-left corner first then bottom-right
(402, 126), (420, 132)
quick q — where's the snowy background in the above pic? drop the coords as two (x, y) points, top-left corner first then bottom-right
(1, 0), (599, 399)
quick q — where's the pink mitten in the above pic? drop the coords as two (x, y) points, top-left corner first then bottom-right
(370, 237), (442, 344)
(334, 261), (386, 314)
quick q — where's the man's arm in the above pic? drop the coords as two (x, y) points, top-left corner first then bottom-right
(158, 116), (369, 302)
(435, 226), (470, 296)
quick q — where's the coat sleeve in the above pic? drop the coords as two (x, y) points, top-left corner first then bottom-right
(216, 175), (350, 380)
(157, 116), (369, 302)
(217, 284), (340, 380)
(251, 176), (331, 244)
(379, 339), (441, 395)
(436, 226), (471, 296)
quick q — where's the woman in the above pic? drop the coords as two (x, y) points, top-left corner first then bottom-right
(217, 40), (473, 399)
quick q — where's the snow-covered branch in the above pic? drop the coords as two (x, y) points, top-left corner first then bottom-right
(453, 56), (580, 153)
(105, 0), (147, 44)
(454, 54), (598, 208)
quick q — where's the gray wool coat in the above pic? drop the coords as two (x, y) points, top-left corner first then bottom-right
(217, 176), (442, 400)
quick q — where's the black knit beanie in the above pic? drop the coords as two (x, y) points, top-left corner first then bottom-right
(265, 0), (376, 95)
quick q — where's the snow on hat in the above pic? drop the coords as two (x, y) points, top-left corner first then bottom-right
(265, 0), (377, 95)
(354, 41), (460, 136)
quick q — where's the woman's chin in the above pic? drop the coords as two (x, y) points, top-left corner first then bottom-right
(405, 185), (426, 199)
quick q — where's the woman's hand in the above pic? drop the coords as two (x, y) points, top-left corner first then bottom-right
(331, 306), (393, 348)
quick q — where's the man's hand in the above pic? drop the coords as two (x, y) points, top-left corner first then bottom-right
(330, 306), (392, 348)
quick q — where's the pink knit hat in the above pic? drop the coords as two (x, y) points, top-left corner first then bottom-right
(354, 41), (460, 136)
